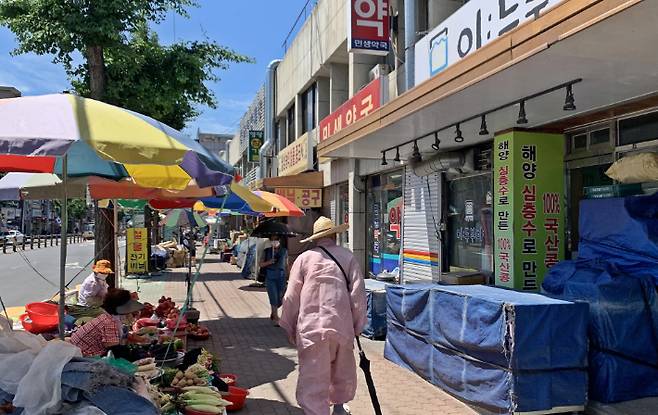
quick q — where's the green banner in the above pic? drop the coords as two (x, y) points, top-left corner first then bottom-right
(248, 130), (264, 163)
(494, 130), (565, 291)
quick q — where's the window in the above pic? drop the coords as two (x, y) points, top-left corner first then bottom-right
(366, 171), (403, 276)
(301, 84), (316, 134)
(287, 105), (295, 145)
(447, 172), (493, 273)
(591, 129), (610, 146)
(619, 111), (658, 146)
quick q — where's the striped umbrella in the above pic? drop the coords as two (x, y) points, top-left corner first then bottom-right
(0, 94), (235, 188)
(254, 191), (304, 217)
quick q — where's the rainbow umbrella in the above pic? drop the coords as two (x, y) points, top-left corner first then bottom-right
(0, 94), (235, 188)
(254, 191), (305, 217)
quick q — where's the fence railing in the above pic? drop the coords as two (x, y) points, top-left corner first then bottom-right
(282, 0), (318, 52)
(1, 233), (86, 254)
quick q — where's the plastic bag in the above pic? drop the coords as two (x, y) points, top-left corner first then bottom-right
(12, 340), (82, 415)
(0, 326), (47, 394)
(606, 152), (658, 183)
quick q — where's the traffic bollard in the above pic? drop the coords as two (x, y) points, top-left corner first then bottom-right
(37, 236), (41, 248)
(22, 238), (26, 251)
(12, 239), (16, 252)
(56, 236), (59, 246)
(30, 235), (34, 250)
(2, 242), (6, 254)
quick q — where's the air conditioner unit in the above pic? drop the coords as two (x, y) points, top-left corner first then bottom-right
(369, 64), (390, 82)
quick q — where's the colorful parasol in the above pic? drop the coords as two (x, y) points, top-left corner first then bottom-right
(254, 191), (304, 217)
(164, 209), (206, 229)
(0, 94), (235, 188)
(0, 172), (86, 200)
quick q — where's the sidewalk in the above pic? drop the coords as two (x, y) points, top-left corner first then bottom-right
(163, 256), (477, 415)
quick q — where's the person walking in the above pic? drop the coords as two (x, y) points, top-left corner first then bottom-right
(260, 235), (288, 325)
(280, 217), (367, 415)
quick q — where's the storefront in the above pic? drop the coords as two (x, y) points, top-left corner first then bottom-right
(365, 169), (403, 277)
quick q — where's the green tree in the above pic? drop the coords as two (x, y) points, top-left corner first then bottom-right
(72, 26), (251, 130)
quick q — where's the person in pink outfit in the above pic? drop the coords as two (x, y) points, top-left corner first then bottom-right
(280, 217), (367, 415)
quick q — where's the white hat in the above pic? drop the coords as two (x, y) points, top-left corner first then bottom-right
(300, 216), (349, 243)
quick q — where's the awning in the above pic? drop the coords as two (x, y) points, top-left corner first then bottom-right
(318, 0), (655, 159)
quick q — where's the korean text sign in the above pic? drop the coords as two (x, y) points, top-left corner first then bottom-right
(347, 0), (390, 55)
(415, 0), (563, 84)
(278, 133), (309, 176)
(127, 227), (149, 274)
(274, 188), (322, 208)
(248, 130), (264, 163)
(494, 131), (564, 291)
(319, 78), (381, 142)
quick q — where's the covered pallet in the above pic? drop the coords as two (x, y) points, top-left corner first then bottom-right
(543, 193), (658, 403)
(385, 284), (588, 414)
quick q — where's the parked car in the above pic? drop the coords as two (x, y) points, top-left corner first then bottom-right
(0, 230), (25, 245)
(82, 223), (95, 240)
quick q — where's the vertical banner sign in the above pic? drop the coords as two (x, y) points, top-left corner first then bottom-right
(414, 0), (564, 84)
(494, 131), (564, 291)
(347, 0), (390, 55)
(248, 130), (264, 163)
(127, 227), (149, 274)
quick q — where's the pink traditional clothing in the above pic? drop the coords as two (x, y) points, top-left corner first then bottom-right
(280, 238), (367, 415)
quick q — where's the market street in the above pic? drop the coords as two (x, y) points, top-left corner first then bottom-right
(0, 240), (125, 307)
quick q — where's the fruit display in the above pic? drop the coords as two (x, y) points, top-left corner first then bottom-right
(155, 297), (177, 318)
(133, 357), (161, 380)
(169, 363), (210, 388)
(187, 323), (210, 339)
(138, 302), (155, 319)
(197, 349), (216, 371)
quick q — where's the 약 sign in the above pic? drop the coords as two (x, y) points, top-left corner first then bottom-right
(274, 188), (322, 208)
(494, 131), (564, 291)
(248, 130), (264, 163)
(415, 0), (563, 84)
(347, 0), (390, 55)
(278, 133), (310, 176)
(127, 227), (149, 274)
(319, 77), (381, 142)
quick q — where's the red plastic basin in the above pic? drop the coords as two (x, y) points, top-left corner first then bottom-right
(25, 302), (59, 326)
(224, 386), (249, 411)
(19, 313), (57, 334)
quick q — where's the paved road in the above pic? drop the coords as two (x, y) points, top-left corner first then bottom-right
(0, 240), (125, 307)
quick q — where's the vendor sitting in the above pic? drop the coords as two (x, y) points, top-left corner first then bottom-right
(70, 288), (144, 357)
(78, 259), (113, 307)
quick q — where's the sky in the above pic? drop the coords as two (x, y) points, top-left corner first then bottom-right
(0, 0), (309, 135)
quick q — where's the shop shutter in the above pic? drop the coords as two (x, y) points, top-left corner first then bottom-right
(401, 167), (441, 283)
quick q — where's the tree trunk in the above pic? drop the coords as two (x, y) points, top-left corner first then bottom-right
(95, 203), (116, 288)
(86, 45), (106, 101)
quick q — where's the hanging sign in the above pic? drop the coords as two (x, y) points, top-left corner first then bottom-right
(248, 130), (264, 163)
(494, 130), (564, 291)
(415, 0), (564, 84)
(274, 188), (322, 208)
(319, 77), (381, 142)
(127, 227), (149, 274)
(347, 0), (390, 55)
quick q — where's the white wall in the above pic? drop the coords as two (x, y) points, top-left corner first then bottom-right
(276, 0), (347, 117)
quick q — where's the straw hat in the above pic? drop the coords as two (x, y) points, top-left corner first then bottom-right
(300, 216), (349, 243)
(93, 259), (113, 274)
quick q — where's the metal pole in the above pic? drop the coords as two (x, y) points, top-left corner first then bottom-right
(58, 155), (68, 340)
(113, 199), (120, 288)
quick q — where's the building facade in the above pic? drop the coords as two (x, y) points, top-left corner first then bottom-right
(237, 0), (658, 289)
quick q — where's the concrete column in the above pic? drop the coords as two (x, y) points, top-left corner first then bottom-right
(329, 63), (349, 112)
(348, 159), (367, 273)
(349, 53), (381, 97)
(317, 76), (330, 123)
(427, 1), (463, 30)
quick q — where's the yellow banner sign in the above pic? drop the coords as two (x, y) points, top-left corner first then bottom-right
(275, 188), (322, 208)
(127, 227), (149, 274)
(278, 133), (309, 176)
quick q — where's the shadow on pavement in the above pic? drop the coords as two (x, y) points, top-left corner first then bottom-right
(242, 398), (304, 415)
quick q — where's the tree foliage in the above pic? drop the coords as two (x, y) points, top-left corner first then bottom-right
(0, 0), (195, 71)
(72, 26), (252, 130)
(53, 199), (87, 221)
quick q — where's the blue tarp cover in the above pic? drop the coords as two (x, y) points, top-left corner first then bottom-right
(543, 193), (658, 403)
(385, 284), (588, 413)
(362, 280), (389, 339)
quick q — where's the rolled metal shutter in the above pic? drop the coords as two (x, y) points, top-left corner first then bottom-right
(401, 167), (441, 283)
